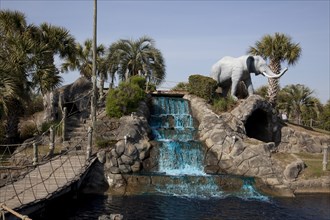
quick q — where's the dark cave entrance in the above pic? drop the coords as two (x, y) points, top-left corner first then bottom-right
(63, 102), (79, 117)
(245, 108), (272, 142)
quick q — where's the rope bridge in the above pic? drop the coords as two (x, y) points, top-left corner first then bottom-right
(0, 92), (97, 219)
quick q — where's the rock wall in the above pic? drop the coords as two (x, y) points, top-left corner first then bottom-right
(278, 126), (330, 153)
(43, 77), (92, 122)
(184, 94), (330, 195)
(84, 93), (329, 196)
(184, 94), (283, 185)
(92, 98), (153, 190)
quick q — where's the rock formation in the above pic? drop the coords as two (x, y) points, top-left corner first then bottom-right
(43, 76), (92, 122)
(84, 93), (330, 196)
(184, 94), (330, 195)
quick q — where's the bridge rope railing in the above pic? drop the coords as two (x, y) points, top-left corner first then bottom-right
(0, 130), (92, 204)
(0, 89), (99, 217)
(0, 203), (32, 220)
(0, 87), (92, 166)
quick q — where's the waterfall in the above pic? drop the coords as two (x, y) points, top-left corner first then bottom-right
(149, 96), (268, 200)
(151, 97), (204, 175)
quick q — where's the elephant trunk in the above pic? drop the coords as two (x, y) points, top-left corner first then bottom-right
(263, 68), (288, 79)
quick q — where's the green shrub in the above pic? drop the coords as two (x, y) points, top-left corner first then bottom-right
(188, 75), (218, 102)
(130, 75), (146, 89)
(172, 82), (189, 91)
(106, 81), (146, 118)
(212, 97), (236, 113)
(146, 82), (156, 92)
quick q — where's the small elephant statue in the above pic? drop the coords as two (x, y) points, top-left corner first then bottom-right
(211, 55), (288, 100)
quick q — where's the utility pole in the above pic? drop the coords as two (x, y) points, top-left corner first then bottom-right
(91, 0), (97, 129)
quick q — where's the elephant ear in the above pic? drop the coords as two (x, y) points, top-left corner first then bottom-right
(246, 56), (256, 74)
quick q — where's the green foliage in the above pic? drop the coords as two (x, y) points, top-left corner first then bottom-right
(212, 97), (236, 113)
(24, 94), (44, 116)
(107, 36), (166, 85)
(248, 32), (302, 106)
(130, 75), (146, 89)
(188, 75), (218, 102)
(255, 85), (268, 99)
(172, 82), (189, 91)
(319, 100), (330, 131)
(106, 81), (146, 118)
(147, 83), (156, 92)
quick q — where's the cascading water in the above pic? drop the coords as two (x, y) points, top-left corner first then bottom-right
(150, 96), (204, 176)
(150, 96), (268, 200)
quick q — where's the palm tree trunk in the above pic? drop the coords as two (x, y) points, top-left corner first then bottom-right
(267, 78), (279, 108)
(5, 98), (22, 144)
(268, 59), (281, 108)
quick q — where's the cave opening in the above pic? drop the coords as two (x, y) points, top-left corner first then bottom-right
(63, 102), (79, 117)
(245, 108), (271, 142)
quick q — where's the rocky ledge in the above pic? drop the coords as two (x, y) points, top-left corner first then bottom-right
(184, 94), (330, 196)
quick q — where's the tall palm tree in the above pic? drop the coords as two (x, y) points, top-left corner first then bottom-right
(0, 10), (33, 143)
(248, 33), (302, 107)
(107, 36), (166, 85)
(61, 39), (106, 78)
(31, 23), (76, 95)
(1, 10), (77, 143)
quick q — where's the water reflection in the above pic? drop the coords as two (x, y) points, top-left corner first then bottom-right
(31, 194), (330, 220)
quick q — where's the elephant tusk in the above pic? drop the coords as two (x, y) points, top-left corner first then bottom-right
(263, 67), (288, 78)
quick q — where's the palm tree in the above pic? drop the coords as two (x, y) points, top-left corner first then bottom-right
(0, 10), (76, 143)
(107, 36), (166, 85)
(248, 33), (302, 107)
(0, 10), (33, 143)
(319, 100), (330, 131)
(61, 39), (108, 100)
(31, 23), (76, 95)
(61, 39), (105, 79)
(279, 84), (318, 124)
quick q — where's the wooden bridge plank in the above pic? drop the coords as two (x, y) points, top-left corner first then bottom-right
(0, 154), (93, 211)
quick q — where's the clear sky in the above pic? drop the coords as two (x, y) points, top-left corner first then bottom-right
(1, 0), (329, 103)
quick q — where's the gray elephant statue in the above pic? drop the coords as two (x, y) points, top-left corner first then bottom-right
(211, 55), (288, 100)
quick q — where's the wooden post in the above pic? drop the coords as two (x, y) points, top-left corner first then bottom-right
(58, 93), (63, 119)
(62, 107), (67, 142)
(49, 126), (55, 156)
(91, 0), (97, 129)
(323, 146), (328, 171)
(86, 126), (93, 160)
(99, 74), (104, 101)
(33, 143), (38, 165)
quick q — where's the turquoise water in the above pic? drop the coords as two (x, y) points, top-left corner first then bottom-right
(150, 96), (267, 200)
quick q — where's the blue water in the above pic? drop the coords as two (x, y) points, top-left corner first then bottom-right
(150, 97), (205, 176)
(32, 193), (330, 220)
(150, 96), (267, 200)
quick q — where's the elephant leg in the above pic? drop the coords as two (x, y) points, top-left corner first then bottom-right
(222, 86), (230, 98)
(244, 78), (254, 96)
(230, 79), (239, 101)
